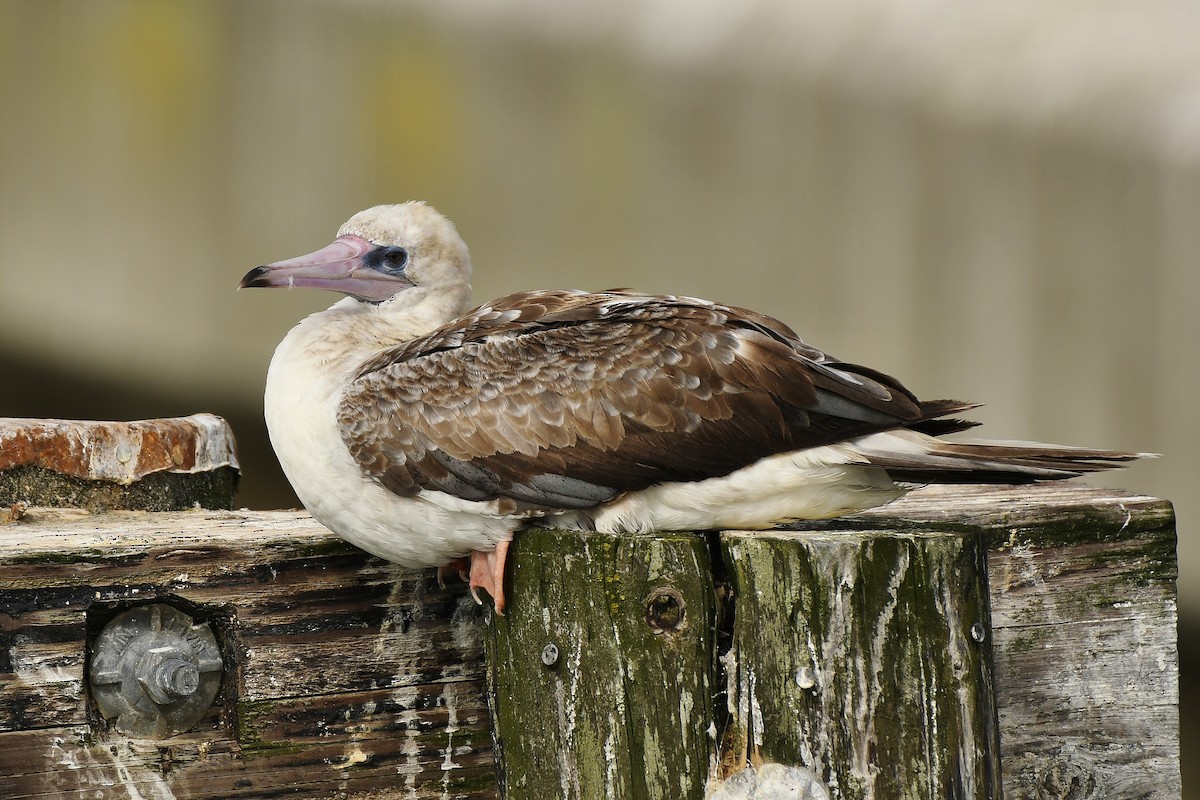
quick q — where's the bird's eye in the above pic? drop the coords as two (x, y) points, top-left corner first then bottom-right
(382, 247), (408, 270)
(365, 246), (409, 275)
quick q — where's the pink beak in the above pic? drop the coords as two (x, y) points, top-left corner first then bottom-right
(239, 234), (412, 302)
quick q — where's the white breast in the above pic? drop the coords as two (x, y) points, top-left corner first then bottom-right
(263, 300), (515, 567)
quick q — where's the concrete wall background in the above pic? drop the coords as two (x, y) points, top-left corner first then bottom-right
(1, 0), (1195, 788)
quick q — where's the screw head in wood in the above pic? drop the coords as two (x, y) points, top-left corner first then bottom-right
(541, 643), (560, 667)
(970, 622), (987, 643)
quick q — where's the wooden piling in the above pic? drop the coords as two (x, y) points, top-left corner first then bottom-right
(718, 529), (1000, 799)
(485, 485), (1178, 800)
(484, 530), (717, 800)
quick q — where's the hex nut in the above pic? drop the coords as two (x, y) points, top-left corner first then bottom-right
(90, 604), (223, 739)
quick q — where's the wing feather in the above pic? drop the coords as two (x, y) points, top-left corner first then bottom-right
(337, 290), (952, 508)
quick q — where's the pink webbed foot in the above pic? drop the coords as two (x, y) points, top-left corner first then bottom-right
(465, 540), (511, 615)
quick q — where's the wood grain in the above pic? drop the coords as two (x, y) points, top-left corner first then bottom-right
(484, 529), (717, 800)
(0, 484), (1179, 799)
(486, 485), (1177, 799)
(0, 508), (495, 799)
(842, 484), (1180, 799)
(719, 528), (1000, 799)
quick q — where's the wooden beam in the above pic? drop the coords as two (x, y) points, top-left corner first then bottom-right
(0, 484), (1179, 799)
(486, 484), (1178, 800)
(0, 509), (496, 799)
(0, 416), (239, 512)
(847, 485), (1179, 799)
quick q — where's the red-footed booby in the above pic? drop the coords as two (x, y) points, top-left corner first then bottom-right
(240, 202), (1143, 613)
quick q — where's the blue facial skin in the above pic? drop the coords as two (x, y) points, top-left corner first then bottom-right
(363, 246), (409, 276)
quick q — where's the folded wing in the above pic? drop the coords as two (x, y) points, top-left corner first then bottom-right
(336, 290), (978, 510)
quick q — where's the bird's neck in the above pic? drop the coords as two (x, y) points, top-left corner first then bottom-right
(274, 290), (467, 384)
(264, 290), (467, 443)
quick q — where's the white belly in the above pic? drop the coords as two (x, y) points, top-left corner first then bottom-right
(268, 403), (513, 567)
(570, 444), (905, 534)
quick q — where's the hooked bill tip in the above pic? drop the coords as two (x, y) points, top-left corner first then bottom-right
(238, 265), (272, 289)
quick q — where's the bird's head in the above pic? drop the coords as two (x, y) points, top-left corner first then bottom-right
(239, 202), (472, 308)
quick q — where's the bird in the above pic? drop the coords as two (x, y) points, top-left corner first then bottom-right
(240, 202), (1143, 613)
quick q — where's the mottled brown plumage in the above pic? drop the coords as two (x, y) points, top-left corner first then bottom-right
(337, 289), (957, 511)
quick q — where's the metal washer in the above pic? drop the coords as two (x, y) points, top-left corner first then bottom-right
(90, 604), (224, 739)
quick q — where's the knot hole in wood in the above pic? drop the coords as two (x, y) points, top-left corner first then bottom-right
(643, 586), (686, 634)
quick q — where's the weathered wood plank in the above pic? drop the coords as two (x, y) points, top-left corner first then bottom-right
(718, 529), (1000, 800)
(485, 485), (1177, 800)
(0, 509), (497, 799)
(485, 529), (716, 800)
(0, 485), (1178, 799)
(1, 709), (495, 800)
(843, 484), (1180, 799)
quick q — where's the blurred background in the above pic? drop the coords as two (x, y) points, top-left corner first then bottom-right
(0, 0), (1193, 791)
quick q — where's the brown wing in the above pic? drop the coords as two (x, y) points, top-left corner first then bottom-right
(337, 290), (964, 509)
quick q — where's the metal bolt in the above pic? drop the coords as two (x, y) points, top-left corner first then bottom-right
(970, 622), (987, 643)
(796, 666), (817, 690)
(541, 643), (560, 667)
(138, 651), (201, 705)
(90, 604), (224, 739)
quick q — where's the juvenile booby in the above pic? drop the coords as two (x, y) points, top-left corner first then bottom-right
(240, 202), (1141, 613)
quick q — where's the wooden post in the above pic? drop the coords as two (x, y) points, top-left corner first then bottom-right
(487, 529), (999, 800)
(486, 484), (1179, 800)
(484, 530), (717, 800)
(718, 529), (999, 799)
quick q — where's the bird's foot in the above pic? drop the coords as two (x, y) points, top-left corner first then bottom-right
(466, 541), (510, 615)
(437, 558), (470, 589)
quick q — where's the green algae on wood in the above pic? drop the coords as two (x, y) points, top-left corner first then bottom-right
(849, 484), (1179, 799)
(0, 463), (239, 511)
(234, 699), (304, 760)
(719, 529), (1000, 800)
(0, 486), (1178, 798)
(485, 529), (716, 800)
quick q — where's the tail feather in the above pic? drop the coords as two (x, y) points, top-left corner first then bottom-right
(850, 428), (1150, 484)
